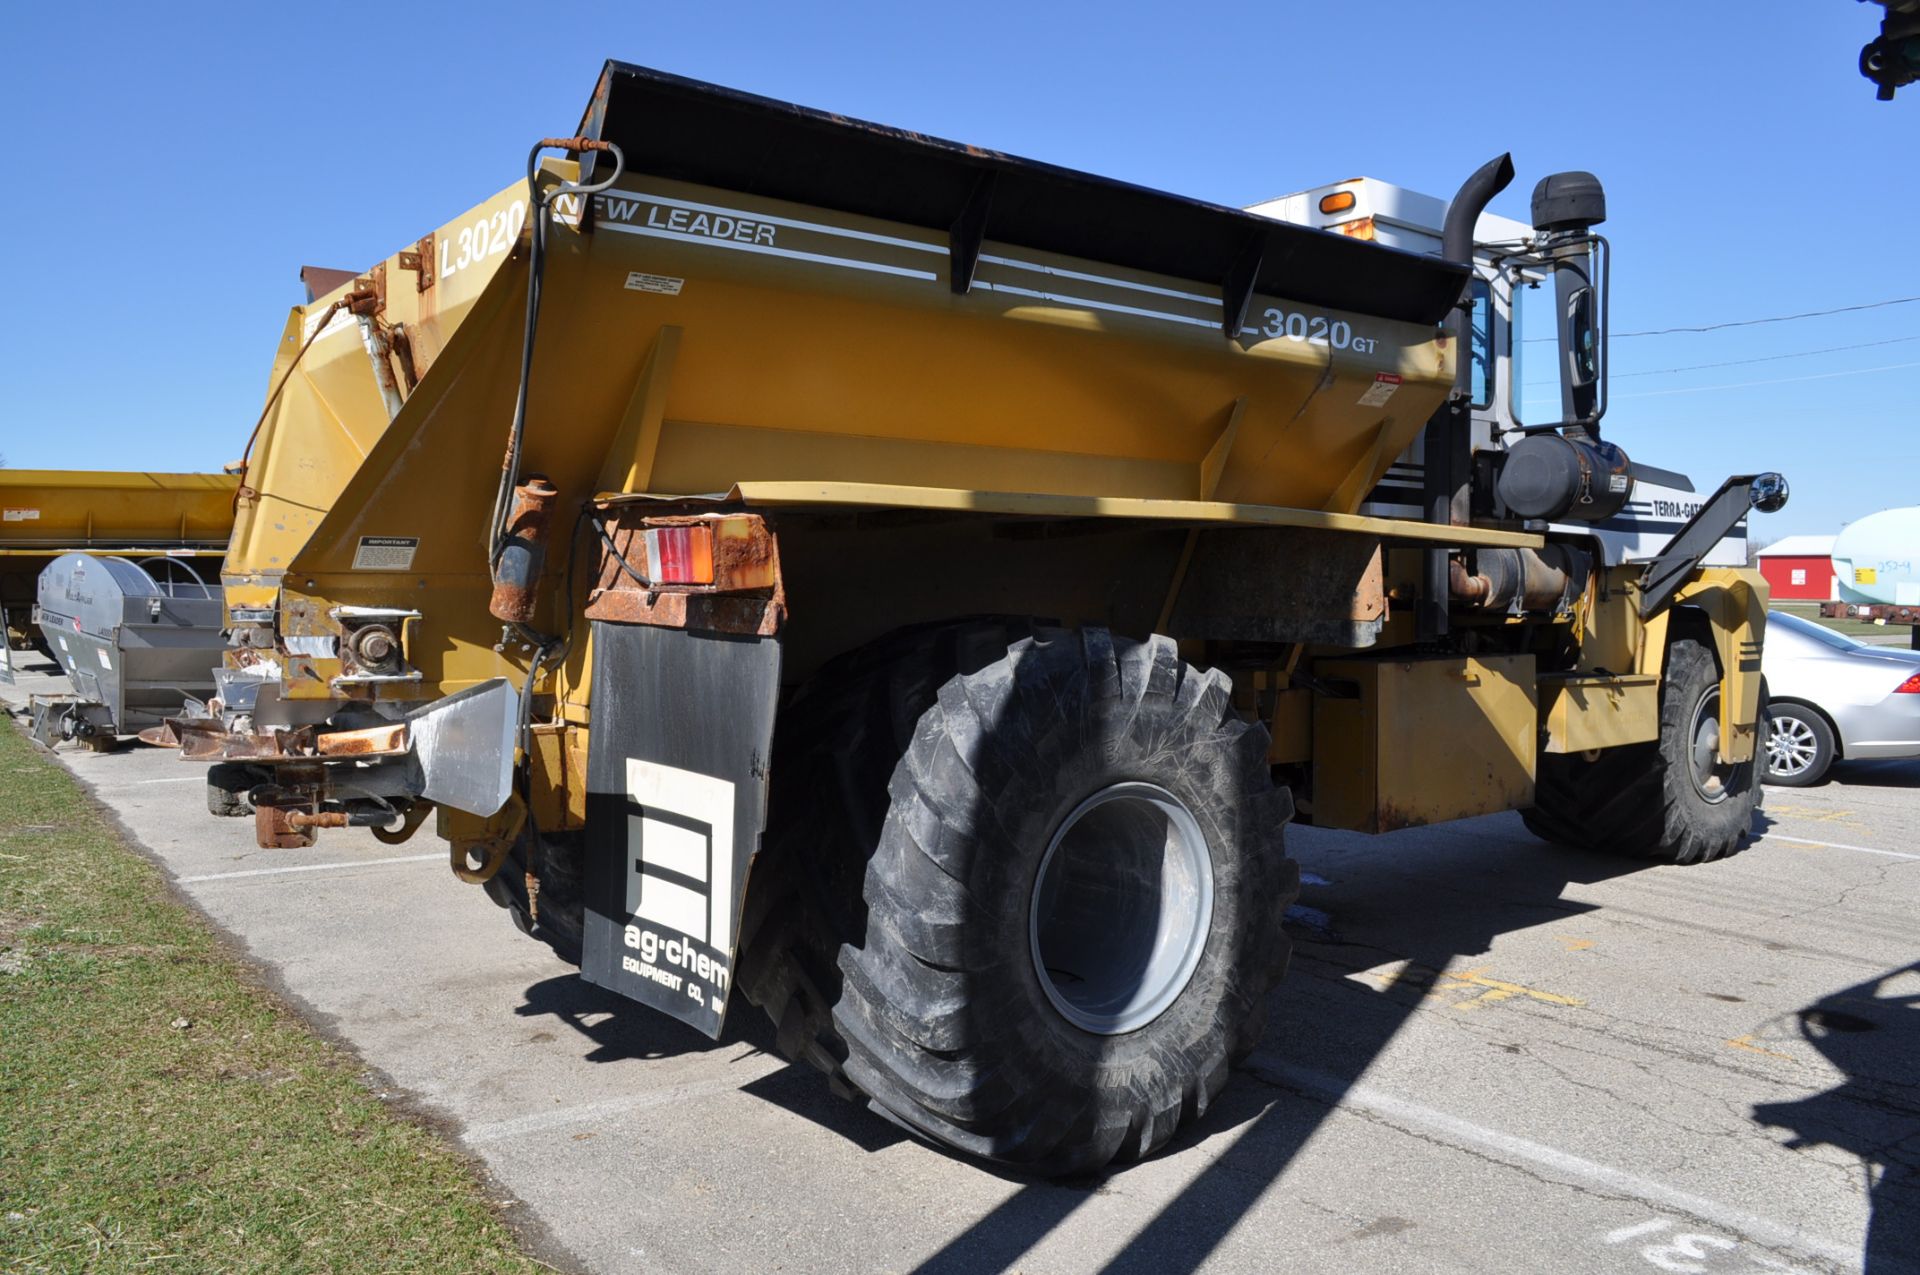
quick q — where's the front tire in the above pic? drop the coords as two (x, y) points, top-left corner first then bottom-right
(1763, 703), (1835, 787)
(740, 624), (1298, 1175)
(1524, 637), (1760, 864)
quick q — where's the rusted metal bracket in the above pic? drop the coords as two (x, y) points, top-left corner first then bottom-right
(367, 262), (388, 317)
(255, 801), (316, 849)
(586, 510), (786, 636)
(399, 231), (436, 293)
(175, 718), (407, 763)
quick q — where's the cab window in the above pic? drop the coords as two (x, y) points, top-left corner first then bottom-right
(1469, 278), (1494, 408)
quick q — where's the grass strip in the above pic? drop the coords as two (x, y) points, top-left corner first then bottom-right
(0, 720), (551, 1273)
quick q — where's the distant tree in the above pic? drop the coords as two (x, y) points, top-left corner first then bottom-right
(1746, 535), (1773, 568)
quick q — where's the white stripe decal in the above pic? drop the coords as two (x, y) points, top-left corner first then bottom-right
(976, 279), (1219, 331)
(179, 852), (442, 883)
(602, 190), (942, 254)
(977, 252), (1217, 305)
(596, 218), (938, 281)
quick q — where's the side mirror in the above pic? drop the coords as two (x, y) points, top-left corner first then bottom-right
(1532, 172), (1608, 432)
(1566, 287), (1598, 389)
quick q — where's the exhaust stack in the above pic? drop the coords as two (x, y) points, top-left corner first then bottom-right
(1418, 154), (1515, 640)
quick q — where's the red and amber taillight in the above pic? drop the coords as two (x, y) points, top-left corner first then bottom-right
(642, 524), (715, 585)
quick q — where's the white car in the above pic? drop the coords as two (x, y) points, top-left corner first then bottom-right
(1762, 610), (1920, 786)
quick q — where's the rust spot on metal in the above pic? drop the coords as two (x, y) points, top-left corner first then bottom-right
(388, 323), (421, 391)
(584, 508), (786, 636)
(1449, 556), (1492, 605)
(314, 722), (408, 757)
(368, 264), (390, 317)
(136, 722), (181, 748)
(255, 802), (316, 849)
(585, 588), (785, 637)
(286, 810), (351, 830)
(345, 281), (380, 317)
(538, 136), (617, 153)
(490, 477), (560, 625)
(1371, 801), (1432, 834)
(177, 719), (319, 762)
(414, 232), (436, 292)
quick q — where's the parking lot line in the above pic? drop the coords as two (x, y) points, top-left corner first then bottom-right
(178, 852), (442, 883)
(463, 1075), (755, 1145)
(1763, 833), (1920, 862)
(1250, 1056), (1862, 1271)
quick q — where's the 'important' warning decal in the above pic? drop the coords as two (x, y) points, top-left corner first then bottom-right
(352, 536), (419, 571)
(1357, 373), (1402, 408)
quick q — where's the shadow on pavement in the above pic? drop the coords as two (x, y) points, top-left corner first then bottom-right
(515, 972), (753, 1064)
(516, 968), (916, 1153)
(1826, 759), (1920, 790)
(516, 773), (1789, 1272)
(1752, 963), (1920, 1275)
(909, 812), (1666, 1274)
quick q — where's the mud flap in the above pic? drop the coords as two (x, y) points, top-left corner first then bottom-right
(581, 621), (781, 1038)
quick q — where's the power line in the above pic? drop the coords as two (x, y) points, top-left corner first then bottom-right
(1521, 293), (1920, 341)
(1523, 333), (1920, 386)
(1521, 358), (1920, 405)
(1612, 359), (1920, 398)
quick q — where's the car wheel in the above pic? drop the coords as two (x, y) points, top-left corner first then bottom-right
(1763, 704), (1835, 787)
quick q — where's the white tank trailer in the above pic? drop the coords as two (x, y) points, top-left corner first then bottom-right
(1834, 507), (1920, 606)
(1824, 506), (1920, 649)
(28, 553), (226, 747)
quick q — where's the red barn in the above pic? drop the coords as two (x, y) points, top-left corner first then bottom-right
(1757, 535), (1837, 601)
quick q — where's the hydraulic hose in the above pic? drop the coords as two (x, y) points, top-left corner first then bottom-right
(231, 292), (354, 510)
(481, 137), (625, 793)
(487, 136), (627, 569)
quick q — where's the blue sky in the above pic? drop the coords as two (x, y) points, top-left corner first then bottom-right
(1, 1), (1911, 541)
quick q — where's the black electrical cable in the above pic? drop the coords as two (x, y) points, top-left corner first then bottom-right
(488, 137), (626, 567)
(590, 510), (654, 592)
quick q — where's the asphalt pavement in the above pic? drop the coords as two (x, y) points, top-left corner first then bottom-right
(6, 653), (1918, 1275)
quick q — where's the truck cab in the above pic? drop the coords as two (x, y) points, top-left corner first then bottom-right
(1250, 177), (1744, 568)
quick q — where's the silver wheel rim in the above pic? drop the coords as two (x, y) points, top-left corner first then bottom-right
(1690, 686), (1732, 804)
(1766, 714), (1819, 778)
(1029, 782), (1215, 1035)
